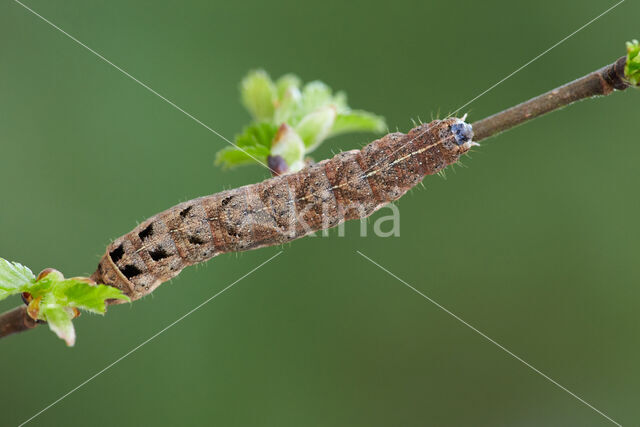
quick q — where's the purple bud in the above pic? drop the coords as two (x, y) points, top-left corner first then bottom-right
(267, 154), (289, 176)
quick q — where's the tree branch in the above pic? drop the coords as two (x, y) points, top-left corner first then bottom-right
(471, 56), (631, 142)
(0, 306), (38, 339)
(0, 54), (635, 343)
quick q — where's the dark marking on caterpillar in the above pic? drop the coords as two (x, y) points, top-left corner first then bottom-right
(138, 223), (154, 240)
(109, 244), (124, 263)
(188, 235), (206, 245)
(120, 264), (142, 279)
(149, 247), (170, 261)
(179, 206), (193, 218)
(92, 118), (475, 300)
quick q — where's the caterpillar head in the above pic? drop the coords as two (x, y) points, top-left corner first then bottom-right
(448, 117), (476, 153)
(407, 117), (478, 170)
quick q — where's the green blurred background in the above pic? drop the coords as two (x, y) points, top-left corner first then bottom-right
(1, 0), (638, 425)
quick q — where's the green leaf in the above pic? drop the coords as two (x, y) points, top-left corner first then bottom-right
(274, 86), (302, 124)
(276, 74), (301, 99)
(271, 124), (306, 172)
(331, 110), (387, 137)
(288, 82), (353, 126)
(235, 122), (278, 149)
(332, 91), (349, 113)
(625, 39), (640, 86)
(0, 258), (130, 346)
(298, 81), (334, 118)
(295, 106), (337, 152)
(0, 257), (35, 300)
(36, 276), (130, 346)
(0, 259), (132, 345)
(41, 295), (76, 346)
(52, 280), (130, 314)
(215, 146), (270, 168)
(214, 122), (277, 168)
(241, 70), (277, 121)
(217, 71), (387, 170)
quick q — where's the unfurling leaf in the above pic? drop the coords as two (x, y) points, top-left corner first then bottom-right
(625, 40), (640, 86)
(0, 258), (35, 300)
(271, 124), (306, 173)
(241, 70), (277, 121)
(216, 71), (386, 170)
(274, 85), (302, 124)
(52, 279), (130, 314)
(295, 105), (337, 152)
(276, 74), (301, 99)
(215, 145), (270, 168)
(42, 296), (76, 347)
(298, 81), (335, 120)
(0, 257), (130, 346)
(215, 122), (278, 169)
(235, 122), (278, 149)
(331, 110), (387, 137)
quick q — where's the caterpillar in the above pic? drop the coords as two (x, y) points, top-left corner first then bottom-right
(91, 117), (475, 300)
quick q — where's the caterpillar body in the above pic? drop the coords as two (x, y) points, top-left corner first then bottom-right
(92, 118), (475, 300)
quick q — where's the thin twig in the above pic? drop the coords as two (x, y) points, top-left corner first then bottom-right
(472, 56), (631, 142)
(0, 56), (634, 343)
(0, 306), (38, 339)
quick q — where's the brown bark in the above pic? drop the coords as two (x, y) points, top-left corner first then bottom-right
(471, 56), (630, 142)
(0, 306), (38, 339)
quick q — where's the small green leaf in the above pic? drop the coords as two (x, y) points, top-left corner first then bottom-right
(276, 74), (301, 99)
(52, 280), (130, 314)
(216, 71), (387, 169)
(295, 106), (337, 152)
(332, 91), (349, 113)
(331, 110), (387, 137)
(238, 122), (277, 149)
(241, 70), (277, 121)
(215, 146), (270, 168)
(215, 122), (277, 168)
(625, 39), (640, 86)
(271, 124), (306, 173)
(299, 81), (334, 117)
(0, 257), (131, 345)
(42, 296), (76, 346)
(0, 257), (35, 300)
(274, 86), (302, 124)
(27, 276), (56, 296)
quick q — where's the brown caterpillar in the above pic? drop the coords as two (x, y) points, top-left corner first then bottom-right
(91, 117), (475, 300)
